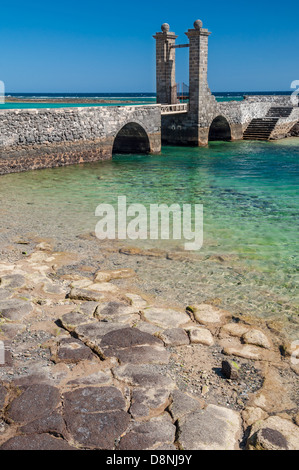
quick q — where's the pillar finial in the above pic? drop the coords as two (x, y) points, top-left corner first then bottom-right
(161, 23), (170, 33)
(193, 19), (203, 30)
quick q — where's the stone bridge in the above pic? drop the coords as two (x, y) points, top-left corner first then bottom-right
(155, 20), (299, 146)
(0, 19), (298, 175)
(0, 105), (161, 174)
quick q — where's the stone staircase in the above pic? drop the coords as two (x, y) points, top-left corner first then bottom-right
(243, 106), (294, 141)
(243, 118), (279, 140)
(266, 107), (293, 118)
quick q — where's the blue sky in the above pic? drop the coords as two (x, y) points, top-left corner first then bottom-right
(1, 0), (298, 93)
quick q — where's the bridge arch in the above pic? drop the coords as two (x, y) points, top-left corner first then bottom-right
(208, 115), (232, 141)
(112, 122), (151, 154)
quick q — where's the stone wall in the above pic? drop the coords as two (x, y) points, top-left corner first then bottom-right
(288, 121), (299, 137)
(0, 105), (161, 174)
(270, 108), (299, 139)
(162, 97), (299, 144)
(244, 95), (299, 106)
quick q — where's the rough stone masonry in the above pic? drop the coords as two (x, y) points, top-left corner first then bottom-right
(0, 105), (161, 174)
(156, 20), (299, 146)
(0, 19), (298, 174)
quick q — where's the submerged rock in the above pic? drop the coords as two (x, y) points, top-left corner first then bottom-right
(143, 307), (190, 329)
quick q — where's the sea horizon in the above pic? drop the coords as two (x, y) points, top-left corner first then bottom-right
(5, 90), (294, 97)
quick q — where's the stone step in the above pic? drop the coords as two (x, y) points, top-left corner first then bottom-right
(266, 107), (293, 118)
(243, 117), (279, 140)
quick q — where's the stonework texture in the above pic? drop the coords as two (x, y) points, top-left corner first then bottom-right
(156, 24), (299, 146)
(0, 105), (161, 174)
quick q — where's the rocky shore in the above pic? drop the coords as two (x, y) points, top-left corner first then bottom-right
(0, 240), (298, 450)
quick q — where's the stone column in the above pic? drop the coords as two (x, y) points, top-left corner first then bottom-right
(185, 20), (217, 145)
(153, 24), (178, 104)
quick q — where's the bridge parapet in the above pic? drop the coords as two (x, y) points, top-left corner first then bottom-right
(161, 103), (189, 115)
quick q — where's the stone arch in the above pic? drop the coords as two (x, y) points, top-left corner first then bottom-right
(208, 115), (232, 141)
(112, 122), (151, 154)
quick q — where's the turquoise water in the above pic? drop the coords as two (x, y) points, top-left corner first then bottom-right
(0, 96), (242, 109)
(0, 102), (154, 110)
(0, 138), (298, 334)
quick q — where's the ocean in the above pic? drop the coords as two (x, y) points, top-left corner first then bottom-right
(1, 91), (294, 109)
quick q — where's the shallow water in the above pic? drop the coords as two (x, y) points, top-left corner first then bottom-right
(0, 138), (298, 337)
(0, 95), (243, 109)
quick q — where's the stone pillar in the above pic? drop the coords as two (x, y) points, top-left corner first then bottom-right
(185, 20), (217, 145)
(153, 23), (178, 104)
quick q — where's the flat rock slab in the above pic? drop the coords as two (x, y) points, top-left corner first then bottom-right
(159, 328), (190, 346)
(63, 386), (126, 414)
(75, 321), (126, 341)
(190, 303), (228, 326)
(117, 415), (176, 450)
(20, 411), (66, 436)
(0, 274), (26, 289)
(94, 269), (136, 282)
(59, 312), (97, 332)
(100, 327), (170, 365)
(6, 384), (61, 424)
(222, 344), (265, 361)
(177, 404), (241, 450)
(169, 390), (204, 421)
(100, 327), (163, 350)
(130, 387), (171, 420)
(63, 386), (130, 449)
(221, 322), (250, 337)
(134, 321), (162, 335)
(0, 322), (26, 339)
(95, 301), (138, 320)
(143, 307), (190, 329)
(66, 409), (130, 449)
(247, 416), (299, 450)
(112, 364), (175, 389)
(105, 313), (140, 326)
(185, 326), (214, 346)
(85, 282), (119, 293)
(55, 337), (95, 364)
(126, 293), (148, 309)
(42, 282), (66, 295)
(0, 434), (76, 450)
(67, 370), (112, 386)
(243, 329), (272, 349)
(74, 322), (126, 356)
(0, 299), (33, 321)
(112, 346), (170, 365)
(77, 301), (99, 316)
(241, 406), (268, 427)
(95, 301), (140, 325)
(0, 288), (13, 301)
(68, 288), (104, 302)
